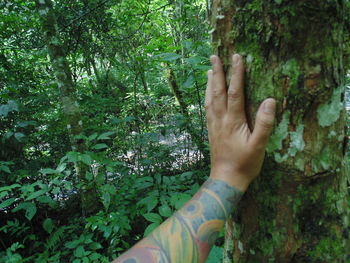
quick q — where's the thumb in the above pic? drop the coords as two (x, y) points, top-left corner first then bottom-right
(250, 98), (276, 148)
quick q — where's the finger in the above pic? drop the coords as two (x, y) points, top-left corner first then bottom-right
(205, 69), (214, 117)
(250, 98), (276, 149)
(227, 54), (245, 123)
(210, 55), (227, 114)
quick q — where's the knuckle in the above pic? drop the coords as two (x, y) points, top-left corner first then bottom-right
(213, 88), (225, 98)
(227, 89), (240, 100)
(256, 117), (274, 130)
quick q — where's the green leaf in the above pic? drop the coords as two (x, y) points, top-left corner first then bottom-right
(40, 168), (58, 174)
(0, 100), (18, 117)
(66, 152), (79, 163)
(183, 75), (195, 88)
(89, 242), (102, 250)
(0, 184), (21, 192)
(154, 53), (181, 62)
(103, 226), (112, 238)
(88, 133), (98, 141)
(43, 218), (54, 234)
(75, 246), (85, 258)
(147, 196), (158, 212)
(206, 246), (223, 263)
(185, 56), (203, 65)
(10, 242), (24, 251)
(92, 144), (108, 150)
(143, 213), (162, 224)
(170, 193), (191, 209)
(12, 202), (37, 220)
(14, 132), (25, 141)
(159, 205), (172, 217)
(103, 184), (117, 194)
(74, 134), (87, 141)
(36, 195), (55, 206)
(80, 154), (92, 165)
(4, 131), (13, 139)
(65, 240), (80, 249)
(0, 197), (16, 209)
(26, 189), (47, 201)
(101, 192), (110, 210)
(89, 253), (101, 260)
(274, 0), (282, 4)
(144, 222), (159, 236)
(180, 171), (194, 181)
(0, 165), (11, 173)
(16, 120), (36, 127)
(97, 132), (115, 140)
(85, 172), (93, 181)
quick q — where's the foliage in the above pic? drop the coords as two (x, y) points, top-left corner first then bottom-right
(0, 0), (212, 261)
(0, 0), (349, 262)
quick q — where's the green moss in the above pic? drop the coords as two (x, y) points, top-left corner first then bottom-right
(267, 113), (306, 165)
(288, 123), (305, 157)
(295, 158), (305, 171)
(317, 86), (344, 127)
(267, 111), (290, 153)
(307, 237), (345, 261)
(312, 146), (332, 172)
(280, 59), (300, 91)
(328, 130), (337, 138)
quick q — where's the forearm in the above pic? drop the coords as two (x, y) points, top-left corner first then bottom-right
(113, 178), (243, 263)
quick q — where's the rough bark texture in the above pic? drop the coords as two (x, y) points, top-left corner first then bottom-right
(211, 0), (349, 262)
(36, 0), (99, 216)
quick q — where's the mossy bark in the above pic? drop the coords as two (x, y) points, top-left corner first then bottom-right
(36, 0), (99, 216)
(211, 1), (349, 262)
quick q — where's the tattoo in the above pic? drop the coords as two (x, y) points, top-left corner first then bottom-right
(114, 179), (243, 263)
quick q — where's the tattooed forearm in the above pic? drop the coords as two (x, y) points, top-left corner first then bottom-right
(113, 179), (243, 263)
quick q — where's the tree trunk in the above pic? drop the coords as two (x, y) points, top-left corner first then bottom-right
(36, 0), (99, 216)
(166, 66), (210, 161)
(211, 1), (349, 262)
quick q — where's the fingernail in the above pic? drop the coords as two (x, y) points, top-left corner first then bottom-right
(263, 99), (276, 114)
(210, 55), (217, 64)
(232, 54), (240, 65)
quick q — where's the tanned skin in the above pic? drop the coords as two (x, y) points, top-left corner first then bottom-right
(113, 54), (276, 263)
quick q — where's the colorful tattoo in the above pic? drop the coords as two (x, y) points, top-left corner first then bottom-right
(114, 179), (243, 263)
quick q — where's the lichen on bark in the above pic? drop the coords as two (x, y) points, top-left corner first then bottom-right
(211, 0), (350, 261)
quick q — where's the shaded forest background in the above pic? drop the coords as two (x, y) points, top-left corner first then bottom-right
(0, 0), (349, 262)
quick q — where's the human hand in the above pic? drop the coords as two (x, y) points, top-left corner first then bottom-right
(206, 54), (276, 192)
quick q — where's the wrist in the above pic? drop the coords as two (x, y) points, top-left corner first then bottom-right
(209, 166), (252, 192)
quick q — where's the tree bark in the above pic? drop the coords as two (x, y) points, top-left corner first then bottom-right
(36, 0), (99, 216)
(211, 1), (349, 262)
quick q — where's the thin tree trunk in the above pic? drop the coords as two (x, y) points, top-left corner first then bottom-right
(36, 0), (99, 216)
(211, 1), (349, 262)
(166, 66), (209, 161)
(140, 70), (149, 94)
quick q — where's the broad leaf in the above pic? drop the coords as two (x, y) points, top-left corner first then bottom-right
(144, 222), (159, 237)
(159, 205), (172, 217)
(80, 154), (92, 165)
(43, 218), (54, 234)
(12, 202), (37, 220)
(26, 189), (48, 201)
(143, 213), (162, 224)
(97, 132), (115, 140)
(92, 144), (108, 150)
(0, 197), (16, 209)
